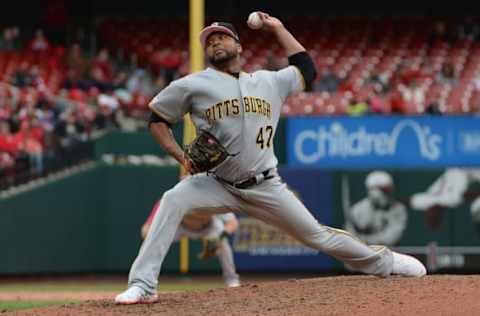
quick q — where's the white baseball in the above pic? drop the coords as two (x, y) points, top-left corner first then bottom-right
(247, 12), (263, 30)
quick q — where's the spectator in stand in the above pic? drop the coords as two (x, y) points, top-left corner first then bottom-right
(0, 151), (14, 178)
(0, 28), (15, 51)
(314, 66), (341, 92)
(126, 69), (156, 96)
(0, 95), (13, 120)
(94, 93), (120, 131)
(347, 98), (370, 116)
(12, 62), (32, 87)
(368, 70), (390, 93)
(62, 68), (89, 90)
(37, 98), (56, 133)
(64, 43), (89, 78)
(393, 78), (426, 114)
(150, 48), (182, 84)
(18, 94), (42, 124)
(29, 29), (50, 52)
(429, 21), (456, 44)
(369, 95), (387, 114)
(54, 110), (87, 148)
(88, 66), (111, 92)
(85, 86), (100, 105)
(368, 84), (390, 114)
(15, 121), (44, 175)
(0, 120), (18, 156)
(425, 100), (443, 115)
(91, 48), (113, 82)
(11, 63), (47, 90)
(11, 27), (22, 50)
(28, 65), (47, 91)
(112, 71), (129, 90)
(457, 17), (480, 41)
(436, 63), (457, 86)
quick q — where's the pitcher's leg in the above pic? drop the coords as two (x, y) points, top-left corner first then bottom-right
(216, 239), (240, 286)
(128, 190), (184, 293)
(243, 182), (393, 276)
(127, 175), (240, 294)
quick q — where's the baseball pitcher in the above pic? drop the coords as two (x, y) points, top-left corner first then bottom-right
(116, 12), (426, 305)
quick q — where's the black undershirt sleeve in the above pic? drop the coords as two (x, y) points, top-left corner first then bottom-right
(148, 111), (171, 128)
(288, 51), (317, 91)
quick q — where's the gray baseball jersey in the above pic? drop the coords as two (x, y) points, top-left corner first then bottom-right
(149, 66), (303, 182)
(127, 65), (396, 294)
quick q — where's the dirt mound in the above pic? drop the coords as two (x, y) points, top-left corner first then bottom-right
(5, 275), (480, 316)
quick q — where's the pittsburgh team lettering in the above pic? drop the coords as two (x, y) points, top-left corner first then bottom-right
(204, 97), (271, 124)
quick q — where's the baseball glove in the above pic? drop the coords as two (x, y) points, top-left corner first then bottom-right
(184, 130), (233, 173)
(197, 232), (230, 260)
(197, 238), (221, 260)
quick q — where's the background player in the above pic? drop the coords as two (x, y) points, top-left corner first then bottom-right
(343, 171), (408, 246)
(115, 12), (426, 305)
(141, 197), (241, 288)
(410, 168), (480, 230)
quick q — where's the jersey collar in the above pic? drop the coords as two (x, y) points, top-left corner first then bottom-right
(208, 67), (245, 80)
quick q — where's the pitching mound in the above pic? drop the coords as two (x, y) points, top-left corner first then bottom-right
(5, 275), (480, 316)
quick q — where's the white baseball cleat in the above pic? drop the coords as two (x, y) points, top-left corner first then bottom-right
(114, 286), (159, 305)
(225, 278), (241, 288)
(392, 252), (427, 277)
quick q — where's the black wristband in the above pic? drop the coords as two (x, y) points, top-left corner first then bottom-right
(288, 51), (317, 91)
(148, 111), (171, 128)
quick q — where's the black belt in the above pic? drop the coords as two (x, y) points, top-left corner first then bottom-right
(214, 169), (276, 189)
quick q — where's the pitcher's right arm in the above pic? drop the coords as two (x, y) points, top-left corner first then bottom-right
(148, 78), (193, 172)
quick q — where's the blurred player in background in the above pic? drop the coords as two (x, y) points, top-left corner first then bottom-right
(141, 197), (241, 288)
(343, 171), (408, 246)
(410, 168), (480, 230)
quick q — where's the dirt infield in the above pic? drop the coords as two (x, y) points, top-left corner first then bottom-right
(4, 275), (480, 316)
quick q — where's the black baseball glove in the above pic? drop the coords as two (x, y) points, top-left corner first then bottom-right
(184, 130), (233, 174)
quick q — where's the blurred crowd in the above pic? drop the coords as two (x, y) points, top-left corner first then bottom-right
(312, 62), (461, 115)
(303, 18), (480, 116)
(3, 17), (480, 187)
(0, 27), (183, 185)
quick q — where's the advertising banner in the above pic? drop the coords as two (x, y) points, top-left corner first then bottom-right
(287, 116), (480, 168)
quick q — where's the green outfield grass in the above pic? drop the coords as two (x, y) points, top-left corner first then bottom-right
(0, 282), (124, 292)
(0, 300), (78, 312)
(0, 281), (224, 292)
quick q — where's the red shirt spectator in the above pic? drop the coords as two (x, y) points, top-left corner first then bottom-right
(91, 49), (113, 82)
(14, 128), (43, 155)
(0, 121), (20, 155)
(0, 152), (14, 170)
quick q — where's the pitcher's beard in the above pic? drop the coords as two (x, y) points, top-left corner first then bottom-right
(209, 51), (237, 68)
